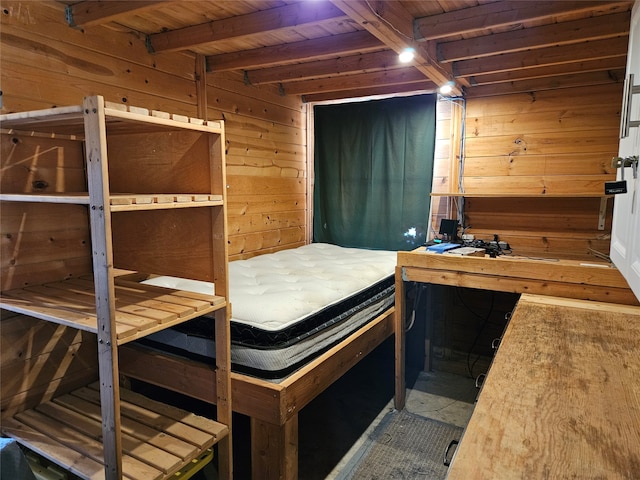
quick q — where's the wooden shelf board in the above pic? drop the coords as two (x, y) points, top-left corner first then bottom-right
(0, 192), (91, 204)
(430, 192), (609, 198)
(0, 103), (223, 137)
(0, 276), (226, 345)
(1, 383), (227, 480)
(0, 193), (223, 210)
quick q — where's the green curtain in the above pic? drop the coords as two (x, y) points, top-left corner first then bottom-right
(313, 94), (436, 251)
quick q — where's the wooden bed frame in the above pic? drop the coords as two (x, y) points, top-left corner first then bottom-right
(119, 305), (396, 480)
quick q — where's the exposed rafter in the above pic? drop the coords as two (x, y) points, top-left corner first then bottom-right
(66, 1), (162, 28)
(439, 11), (631, 62)
(454, 36), (630, 78)
(59, 0), (634, 101)
(283, 67), (430, 96)
(330, 0), (459, 94)
(206, 31), (382, 72)
(245, 50), (400, 85)
(414, 1), (630, 40)
(147, 1), (347, 53)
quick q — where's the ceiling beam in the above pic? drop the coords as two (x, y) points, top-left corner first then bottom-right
(246, 50), (400, 85)
(414, 1), (631, 41)
(303, 82), (437, 103)
(454, 36), (629, 78)
(66, 1), (162, 28)
(469, 57), (628, 86)
(330, 0), (456, 91)
(283, 67), (430, 96)
(148, 1), (346, 53)
(206, 30), (382, 72)
(466, 69), (626, 98)
(439, 11), (631, 62)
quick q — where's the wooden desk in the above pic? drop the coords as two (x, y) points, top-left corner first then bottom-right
(394, 249), (639, 409)
(446, 294), (640, 479)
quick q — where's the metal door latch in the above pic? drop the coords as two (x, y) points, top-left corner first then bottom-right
(606, 156), (639, 195)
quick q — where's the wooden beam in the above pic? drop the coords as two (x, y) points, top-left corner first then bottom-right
(283, 67), (429, 96)
(65, 1), (162, 28)
(440, 11), (631, 62)
(195, 54), (207, 121)
(466, 69), (626, 98)
(302, 82), (437, 103)
(148, 1), (346, 53)
(455, 36), (629, 78)
(206, 30), (382, 72)
(246, 50), (400, 85)
(470, 57), (628, 86)
(415, 1), (632, 41)
(331, 0), (455, 89)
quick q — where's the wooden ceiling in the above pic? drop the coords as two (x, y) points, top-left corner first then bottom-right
(62, 0), (634, 102)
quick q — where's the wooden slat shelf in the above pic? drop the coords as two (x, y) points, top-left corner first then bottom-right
(431, 192), (609, 197)
(0, 103), (223, 136)
(1, 383), (228, 480)
(0, 193), (223, 211)
(1, 96), (233, 479)
(0, 275), (225, 345)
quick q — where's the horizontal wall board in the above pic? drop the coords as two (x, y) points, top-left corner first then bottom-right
(228, 228), (305, 258)
(2, 339), (96, 398)
(1, 256), (95, 292)
(207, 75), (304, 129)
(461, 174), (614, 195)
(465, 210), (611, 232)
(2, 61), (198, 117)
(227, 175), (306, 195)
(227, 194), (306, 216)
(464, 84), (624, 117)
(228, 210), (306, 236)
(463, 153), (616, 177)
(467, 105), (621, 136)
(1, 1), (196, 79)
(0, 28), (198, 105)
(1, 229), (91, 269)
(465, 130), (620, 157)
(224, 112), (305, 146)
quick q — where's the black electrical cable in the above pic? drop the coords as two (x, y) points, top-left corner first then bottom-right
(454, 287), (495, 379)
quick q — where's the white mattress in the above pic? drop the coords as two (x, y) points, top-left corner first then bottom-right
(142, 243), (397, 378)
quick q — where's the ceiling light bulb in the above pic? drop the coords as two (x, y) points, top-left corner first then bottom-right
(439, 81), (455, 95)
(398, 48), (415, 63)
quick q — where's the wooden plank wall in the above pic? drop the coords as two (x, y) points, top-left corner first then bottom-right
(430, 84), (622, 260)
(1, 311), (98, 420)
(0, 1), (307, 262)
(1, 132), (93, 291)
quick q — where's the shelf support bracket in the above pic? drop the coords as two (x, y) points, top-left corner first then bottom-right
(598, 196), (608, 231)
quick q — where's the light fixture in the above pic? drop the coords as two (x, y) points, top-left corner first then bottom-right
(398, 47), (415, 63)
(439, 81), (455, 95)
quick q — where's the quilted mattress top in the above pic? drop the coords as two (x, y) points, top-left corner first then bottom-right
(143, 243), (396, 331)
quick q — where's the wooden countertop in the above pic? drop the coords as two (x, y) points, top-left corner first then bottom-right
(397, 248), (639, 306)
(446, 294), (640, 480)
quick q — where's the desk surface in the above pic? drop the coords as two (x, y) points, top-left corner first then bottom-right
(446, 294), (640, 479)
(397, 248), (639, 306)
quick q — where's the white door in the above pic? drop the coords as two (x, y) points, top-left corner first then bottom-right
(610, 1), (640, 301)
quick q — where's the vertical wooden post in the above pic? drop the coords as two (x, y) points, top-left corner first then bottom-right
(196, 54), (208, 121)
(394, 265), (406, 410)
(83, 95), (122, 480)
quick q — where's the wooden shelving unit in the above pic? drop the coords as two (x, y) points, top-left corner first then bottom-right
(0, 96), (232, 479)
